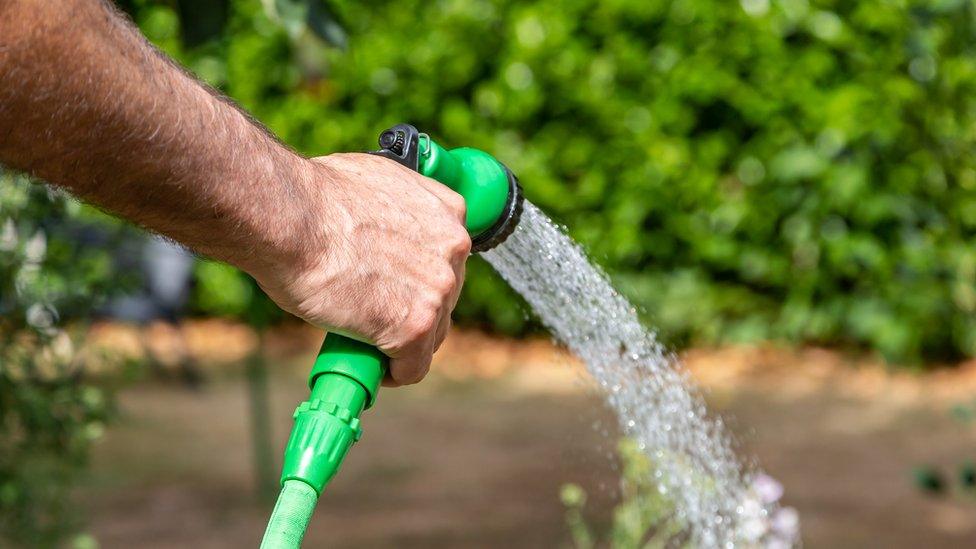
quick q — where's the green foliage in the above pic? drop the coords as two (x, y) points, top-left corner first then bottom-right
(193, 260), (254, 317)
(133, 0), (976, 362)
(0, 172), (119, 545)
(560, 440), (690, 548)
(191, 260), (283, 327)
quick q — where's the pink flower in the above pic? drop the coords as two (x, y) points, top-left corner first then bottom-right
(771, 506), (800, 539)
(752, 473), (784, 504)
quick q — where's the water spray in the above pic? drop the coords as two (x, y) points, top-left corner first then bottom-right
(260, 124), (523, 548)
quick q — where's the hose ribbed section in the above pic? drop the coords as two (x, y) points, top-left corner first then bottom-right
(260, 480), (318, 549)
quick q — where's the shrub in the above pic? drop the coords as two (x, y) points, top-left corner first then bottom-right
(134, 0), (976, 363)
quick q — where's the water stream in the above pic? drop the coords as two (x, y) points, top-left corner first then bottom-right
(483, 202), (797, 547)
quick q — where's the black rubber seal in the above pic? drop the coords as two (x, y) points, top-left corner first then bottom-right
(470, 167), (523, 253)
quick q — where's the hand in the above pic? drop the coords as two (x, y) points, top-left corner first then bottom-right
(251, 152), (471, 387)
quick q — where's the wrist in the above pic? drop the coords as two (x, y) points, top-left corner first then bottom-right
(233, 153), (330, 284)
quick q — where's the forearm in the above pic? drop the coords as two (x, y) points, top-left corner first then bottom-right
(0, 0), (317, 276)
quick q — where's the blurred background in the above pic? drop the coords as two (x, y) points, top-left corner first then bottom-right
(3, 0), (976, 546)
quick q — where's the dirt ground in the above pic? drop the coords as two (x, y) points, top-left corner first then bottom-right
(78, 322), (976, 548)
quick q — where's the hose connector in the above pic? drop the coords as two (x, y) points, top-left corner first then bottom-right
(279, 336), (383, 494)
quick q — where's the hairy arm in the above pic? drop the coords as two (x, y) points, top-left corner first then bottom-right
(0, 0), (308, 272)
(0, 0), (471, 385)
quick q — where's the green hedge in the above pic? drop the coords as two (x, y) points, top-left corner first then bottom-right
(132, 0), (976, 363)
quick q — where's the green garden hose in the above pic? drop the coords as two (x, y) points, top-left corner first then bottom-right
(260, 124), (523, 547)
(261, 480), (318, 549)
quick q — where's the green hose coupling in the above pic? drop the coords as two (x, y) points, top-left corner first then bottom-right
(278, 336), (383, 494)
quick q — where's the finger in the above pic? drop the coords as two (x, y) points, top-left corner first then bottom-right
(449, 258), (466, 310)
(434, 255), (466, 353)
(385, 336), (434, 387)
(415, 176), (467, 224)
(432, 313), (451, 353)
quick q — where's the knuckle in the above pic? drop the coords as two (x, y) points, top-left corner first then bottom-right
(442, 227), (470, 258)
(405, 306), (438, 342)
(450, 194), (467, 217)
(433, 267), (456, 294)
(452, 232), (472, 257)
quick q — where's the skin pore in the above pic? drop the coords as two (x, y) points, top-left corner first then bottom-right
(0, 0), (471, 385)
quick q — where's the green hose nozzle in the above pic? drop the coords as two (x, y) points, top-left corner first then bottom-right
(261, 124), (522, 548)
